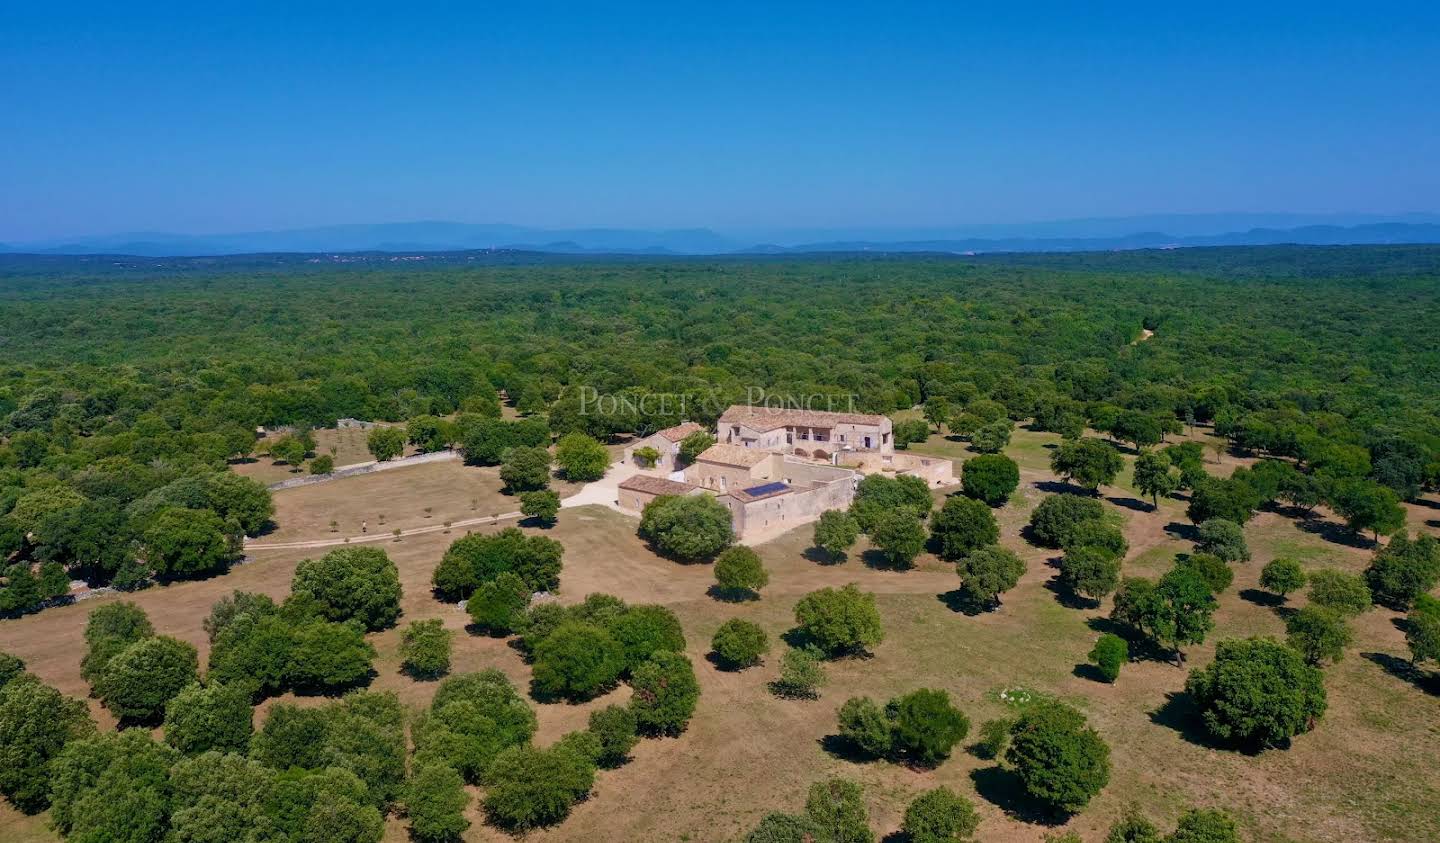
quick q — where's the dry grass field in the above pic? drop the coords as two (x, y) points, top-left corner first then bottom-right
(2, 430), (1438, 842)
(232, 425), (408, 485)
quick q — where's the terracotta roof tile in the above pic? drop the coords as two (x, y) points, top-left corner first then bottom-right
(619, 475), (700, 496)
(696, 443), (773, 467)
(718, 405), (888, 432)
(656, 422), (705, 442)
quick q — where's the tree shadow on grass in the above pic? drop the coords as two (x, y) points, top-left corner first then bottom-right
(1238, 588), (1284, 609)
(937, 588), (992, 617)
(1148, 691), (1246, 752)
(1044, 576), (1098, 610)
(818, 733), (881, 764)
(1035, 480), (1094, 497)
(1363, 651), (1440, 695)
(1083, 617), (1175, 664)
(1072, 662), (1110, 683)
(1164, 521), (1199, 542)
(862, 548), (915, 572)
(1296, 517), (1376, 550)
(706, 585), (759, 603)
(1427, 519), (1440, 530)
(803, 546), (847, 566)
(1106, 495), (1153, 513)
(969, 766), (1067, 826)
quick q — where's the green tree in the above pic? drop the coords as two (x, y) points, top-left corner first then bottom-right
(162, 681), (253, 755)
(1186, 477), (1261, 525)
(499, 445), (551, 492)
(631, 445), (661, 467)
(271, 435), (308, 467)
(956, 545), (1026, 608)
(1133, 451), (1180, 509)
(411, 671), (536, 784)
(1259, 558), (1306, 599)
(902, 786), (980, 843)
(402, 761), (471, 843)
(1050, 437), (1124, 492)
(1006, 701), (1111, 814)
(923, 398), (952, 432)
(406, 415), (454, 453)
(931, 496), (999, 561)
(1089, 634), (1128, 682)
(519, 489), (560, 525)
(629, 650), (700, 736)
(804, 777), (874, 843)
(772, 646), (827, 699)
(638, 493), (735, 561)
(837, 696), (892, 757)
(1105, 807), (1163, 843)
(554, 432), (610, 481)
(1178, 552), (1233, 595)
(531, 621), (625, 700)
(292, 546), (403, 631)
(1184, 637), (1327, 749)
(888, 688), (970, 765)
(400, 619), (453, 679)
(96, 634), (199, 722)
(813, 509), (861, 561)
(872, 510), (929, 568)
(432, 527), (563, 597)
(466, 572), (531, 635)
(712, 618), (770, 669)
(714, 545), (770, 597)
(1168, 808), (1240, 843)
(482, 744), (595, 831)
(961, 454), (1020, 506)
(366, 426), (406, 462)
(1059, 546), (1122, 604)
(1028, 493), (1106, 548)
(49, 728), (178, 840)
(607, 604), (686, 672)
(1364, 532), (1440, 610)
(850, 474), (933, 532)
(587, 704), (639, 767)
(970, 418), (1014, 454)
(0, 674), (95, 812)
(1406, 596), (1440, 666)
(794, 584), (884, 656)
(81, 600), (154, 687)
(678, 430), (717, 465)
(142, 506), (233, 578)
(284, 618), (377, 693)
(1111, 567), (1217, 664)
(1306, 570), (1371, 617)
(1330, 479), (1406, 539)
(1195, 519), (1249, 563)
(1285, 606), (1352, 666)
(309, 454), (335, 474)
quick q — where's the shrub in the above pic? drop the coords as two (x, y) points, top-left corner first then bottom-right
(1184, 637), (1327, 748)
(794, 584), (884, 656)
(678, 430), (717, 465)
(974, 717), (1012, 760)
(1306, 569), (1372, 616)
(309, 454), (334, 474)
(531, 621), (625, 700)
(608, 604), (687, 672)
(162, 681), (252, 754)
(631, 445), (661, 468)
(1006, 701), (1111, 814)
(403, 760), (471, 842)
(714, 545), (770, 596)
(1365, 532), (1440, 610)
(931, 496), (1000, 561)
(1059, 546), (1122, 603)
(961, 454), (1020, 506)
(888, 688), (970, 765)
(96, 635), (199, 723)
(956, 545), (1026, 608)
(837, 696), (892, 757)
(1063, 519), (1129, 560)
(1259, 558), (1306, 598)
(466, 572), (531, 634)
(630, 650), (700, 735)
(1088, 634), (1128, 682)
(772, 646), (827, 699)
(804, 778), (874, 843)
(871, 510), (929, 567)
(1195, 519), (1250, 563)
(1168, 808), (1240, 843)
(1178, 552), (1234, 595)
(519, 489), (560, 525)
(638, 494), (735, 561)
(903, 786), (980, 843)
(1285, 606), (1352, 666)
(367, 426), (405, 461)
(1104, 807), (1163, 843)
(1029, 494), (1106, 548)
(499, 446), (552, 492)
(292, 546), (403, 631)
(587, 704), (639, 767)
(1406, 595), (1440, 665)
(813, 509), (861, 560)
(554, 433), (610, 481)
(400, 619), (453, 679)
(483, 744), (595, 830)
(745, 813), (823, 842)
(711, 618), (770, 669)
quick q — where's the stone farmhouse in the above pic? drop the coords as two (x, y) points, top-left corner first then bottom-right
(617, 405), (952, 542)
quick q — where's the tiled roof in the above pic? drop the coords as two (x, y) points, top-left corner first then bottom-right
(619, 475), (700, 496)
(718, 404), (888, 432)
(696, 443), (773, 467)
(656, 422), (705, 442)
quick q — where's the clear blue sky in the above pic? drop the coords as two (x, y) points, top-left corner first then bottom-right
(3, 2), (1438, 241)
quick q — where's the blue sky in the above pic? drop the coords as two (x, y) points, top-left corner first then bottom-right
(3, 2), (1438, 241)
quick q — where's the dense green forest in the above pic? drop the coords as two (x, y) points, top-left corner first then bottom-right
(1, 246), (1438, 610)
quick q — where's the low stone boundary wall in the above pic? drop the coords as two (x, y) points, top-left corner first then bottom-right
(267, 449), (460, 491)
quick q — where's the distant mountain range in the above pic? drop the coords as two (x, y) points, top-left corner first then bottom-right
(4, 214), (1439, 257)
